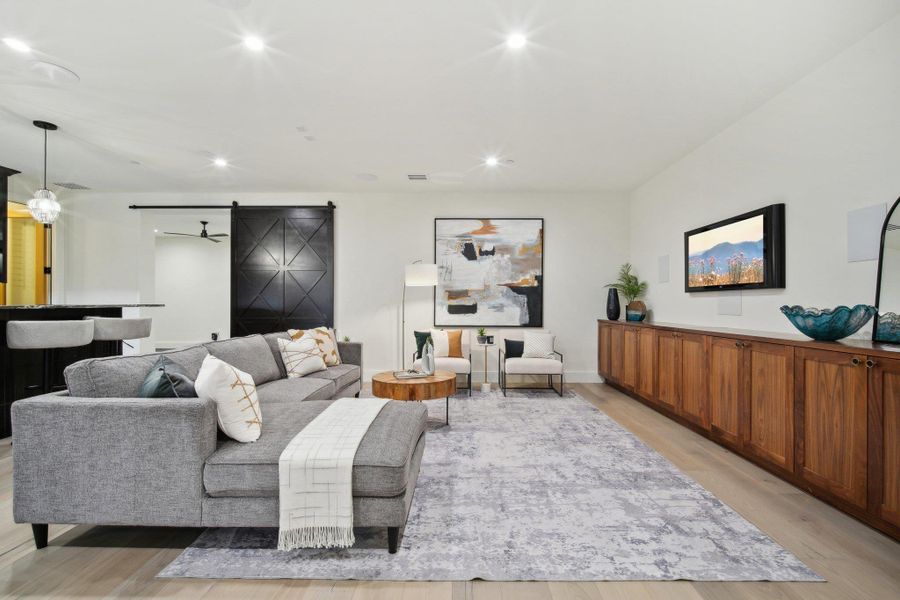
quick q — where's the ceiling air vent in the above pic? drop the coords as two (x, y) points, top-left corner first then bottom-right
(407, 174), (428, 181)
(54, 182), (91, 190)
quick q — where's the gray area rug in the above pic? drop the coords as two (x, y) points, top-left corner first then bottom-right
(159, 390), (822, 581)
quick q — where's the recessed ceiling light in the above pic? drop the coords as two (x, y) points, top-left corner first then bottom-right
(154, 229), (159, 233)
(213, 157), (228, 167)
(485, 156), (499, 167)
(506, 33), (527, 49)
(243, 36), (265, 52)
(3, 38), (31, 53)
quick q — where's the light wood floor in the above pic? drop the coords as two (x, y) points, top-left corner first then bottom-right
(1, 382), (899, 599)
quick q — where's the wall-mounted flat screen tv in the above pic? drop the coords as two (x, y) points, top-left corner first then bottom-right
(684, 203), (785, 292)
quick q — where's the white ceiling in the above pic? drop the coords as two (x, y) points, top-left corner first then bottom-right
(1, 0), (898, 194)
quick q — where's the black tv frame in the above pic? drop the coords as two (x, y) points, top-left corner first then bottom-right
(684, 203), (785, 293)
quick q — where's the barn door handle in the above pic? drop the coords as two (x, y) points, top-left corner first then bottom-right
(866, 359), (877, 369)
(851, 357), (861, 366)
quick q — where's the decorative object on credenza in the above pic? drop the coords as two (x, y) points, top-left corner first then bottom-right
(606, 288), (620, 320)
(606, 263), (648, 322)
(421, 336), (436, 375)
(873, 196), (900, 344)
(28, 120), (62, 225)
(476, 327), (488, 344)
(874, 313), (900, 343)
(779, 304), (877, 341)
(434, 218), (543, 327)
(401, 261), (438, 368)
(685, 203), (786, 292)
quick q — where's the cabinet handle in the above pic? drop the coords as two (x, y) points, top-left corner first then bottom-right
(851, 357), (861, 366)
(866, 359), (877, 369)
(734, 341), (742, 348)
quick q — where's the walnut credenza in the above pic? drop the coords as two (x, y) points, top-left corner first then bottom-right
(597, 319), (900, 542)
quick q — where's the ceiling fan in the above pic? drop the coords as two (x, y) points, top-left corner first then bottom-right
(162, 221), (229, 243)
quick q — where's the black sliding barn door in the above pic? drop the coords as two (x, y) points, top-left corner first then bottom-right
(231, 205), (334, 336)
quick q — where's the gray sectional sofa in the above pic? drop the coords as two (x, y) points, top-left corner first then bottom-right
(12, 332), (427, 553)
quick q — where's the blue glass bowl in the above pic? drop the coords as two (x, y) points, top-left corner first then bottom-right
(779, 304), (877, 341)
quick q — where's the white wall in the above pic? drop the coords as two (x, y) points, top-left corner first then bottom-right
(628, 16), (900, 336)
(56, 191), (630, 380)
(153, 235), (230, 348)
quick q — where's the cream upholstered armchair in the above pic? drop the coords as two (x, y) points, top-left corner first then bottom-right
(411, 329), (472, 395)
(498, 331), (563, 396)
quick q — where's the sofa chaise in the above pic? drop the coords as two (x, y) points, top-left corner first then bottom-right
(12, 332), (426, 553)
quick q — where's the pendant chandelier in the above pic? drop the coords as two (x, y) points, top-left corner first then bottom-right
(27, 120), (61, 225)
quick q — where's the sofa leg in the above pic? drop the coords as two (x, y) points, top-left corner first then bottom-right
(32, 524), (48, 549)
(354, 392), (360, 398)
(387, 526), (399, 553)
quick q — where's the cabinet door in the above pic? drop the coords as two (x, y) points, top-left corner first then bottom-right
(655, 331), (679, 411)
(609, 325), (624, 384)
(621, 327), (638, 391)
(869, 356), (900, 526)
(598, 323), (611, 378)
(744, 341), (794, 473)
(709, 337), (742, 448)
(636, 327), (656, 400)
(796, 348), (868, 508)
(678, 333), (709, 429)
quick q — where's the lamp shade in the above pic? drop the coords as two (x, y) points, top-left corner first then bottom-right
(27, 188), (61, 224)
(405, 263), (438, 287)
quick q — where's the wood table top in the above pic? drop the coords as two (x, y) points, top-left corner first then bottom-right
(371, 369), (457, 401)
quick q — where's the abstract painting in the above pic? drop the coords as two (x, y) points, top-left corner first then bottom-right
(434, 218), (543, 327)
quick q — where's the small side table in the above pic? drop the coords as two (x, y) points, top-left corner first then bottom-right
(476, 342), (494, 393)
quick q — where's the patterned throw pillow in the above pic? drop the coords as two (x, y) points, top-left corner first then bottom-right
(278, 337), (326, 377)
(195, 355), (262, 443)
(522, 332), (555, 359)
(430, 329), (463, 358)
(288, 326), (342, 366)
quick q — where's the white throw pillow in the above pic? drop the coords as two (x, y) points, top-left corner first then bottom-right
(522, 332), (555, 359)
(278, 337), (327, 378)
(430, 329), (449, 357)
(195, 355), (262, 443)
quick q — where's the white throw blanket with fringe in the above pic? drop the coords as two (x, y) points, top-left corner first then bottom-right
(278, 397), (390, 550)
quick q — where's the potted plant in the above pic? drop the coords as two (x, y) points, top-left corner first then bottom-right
(605, 263), (649, 322)
(476, 327), (488, 344)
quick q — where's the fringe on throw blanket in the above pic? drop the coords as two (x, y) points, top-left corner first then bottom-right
(278, 525), (356, 551)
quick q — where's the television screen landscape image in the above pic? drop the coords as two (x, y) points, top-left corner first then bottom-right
(684, 204), (785, 292)
(688, 215), (764, 289)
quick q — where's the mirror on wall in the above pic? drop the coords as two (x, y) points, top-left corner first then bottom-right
(874, 196), (900, 344)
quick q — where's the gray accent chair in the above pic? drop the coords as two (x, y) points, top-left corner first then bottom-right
(12, 332), (425, 554)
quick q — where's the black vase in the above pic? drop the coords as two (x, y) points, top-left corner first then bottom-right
(606, 289), (621, 320)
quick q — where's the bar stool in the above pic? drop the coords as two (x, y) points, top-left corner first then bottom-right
(6, 320), (96, 394)
(84, 316), (152, 352)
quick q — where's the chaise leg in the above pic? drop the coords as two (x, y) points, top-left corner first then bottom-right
(354, 392), (360, 398)
(32, 524), (48, 549)
(387, 526), (399, 553)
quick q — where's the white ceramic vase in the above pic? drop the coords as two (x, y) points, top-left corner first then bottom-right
(421, 339), (435, 375)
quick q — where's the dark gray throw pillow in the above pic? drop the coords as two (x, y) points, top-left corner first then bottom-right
(138, 355), (197, 398)
(504, 339), (524, 358)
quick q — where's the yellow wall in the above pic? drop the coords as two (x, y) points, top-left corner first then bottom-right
(2, 202), (46, 305)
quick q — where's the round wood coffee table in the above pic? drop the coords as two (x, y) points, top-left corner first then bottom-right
(371, 369), (456, 425)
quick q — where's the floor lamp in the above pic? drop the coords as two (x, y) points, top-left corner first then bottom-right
(402, 261), (438, 369)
